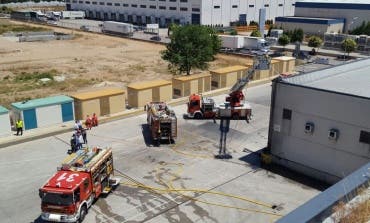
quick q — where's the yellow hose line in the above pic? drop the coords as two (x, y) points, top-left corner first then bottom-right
(117, 170), (282, 218)
(119, 181), (282, 217)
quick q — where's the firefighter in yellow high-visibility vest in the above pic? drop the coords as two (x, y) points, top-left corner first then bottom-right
(16, 119), (23, 136)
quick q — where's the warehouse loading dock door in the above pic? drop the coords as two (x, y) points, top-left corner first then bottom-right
(23, 109), (37, 130)
(100, 97), (110, 116)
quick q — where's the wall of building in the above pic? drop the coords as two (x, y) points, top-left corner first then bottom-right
(109, 94), (125, 114)
(36, 105), (63, 128)
(81, 98), (100, 118)
(295, 7), (370, 32)
(270, 83), (370, 184)
(275, 21), (343, 35)
(68, 0), (296, 26)
(0, 113), (11, 136)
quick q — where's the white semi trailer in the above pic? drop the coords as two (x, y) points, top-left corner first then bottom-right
(61, 11), (85, 19)
(243, 36), (268, 51)
(219, 35), (244, 49)
(102, 21), (134, 36)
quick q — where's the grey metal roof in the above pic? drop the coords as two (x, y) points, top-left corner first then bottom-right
(281, 59), (370, 99)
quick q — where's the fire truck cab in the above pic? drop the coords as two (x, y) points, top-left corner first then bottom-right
(187, 94), (217, 119)
(39, 147), (119, 222)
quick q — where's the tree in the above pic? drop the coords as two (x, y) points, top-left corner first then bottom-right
(161, 25), (221, 75)
(250, 30), (262, 37)
(341, 38), (357, 56)
(278, 34), (290, 51)
(229, 29), (238, 35)
(292, 28), (304, 42)
(308, 36), (323, 54)
(249, 21), (259, 26)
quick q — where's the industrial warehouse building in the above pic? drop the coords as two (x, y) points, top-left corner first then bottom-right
(67, 0), (296, 27)
(275, 0), (370, 34)
(0, 106), (11, 136)
(267, 59), (370, 184)
(11, 96), (75, 130)
(71, 88), (126, 120)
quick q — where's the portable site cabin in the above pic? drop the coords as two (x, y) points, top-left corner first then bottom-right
(127, 80), (172, 108)
(0, 106), (11, 136)
(70, 88), (125, 120)
(272, 56), (296, 74)
(11, 95), (74, 130)
(172, 73), (211, 98)
(269, 59), (283, 77)
(210, 65), (249, 89)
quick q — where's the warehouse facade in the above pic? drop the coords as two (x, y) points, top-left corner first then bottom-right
(267, 59), (370, 184)
(67, 0), (296, 27)
(276, 0), (370, 34)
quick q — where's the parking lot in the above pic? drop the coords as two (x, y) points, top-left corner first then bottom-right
(0, 84), (321, 223)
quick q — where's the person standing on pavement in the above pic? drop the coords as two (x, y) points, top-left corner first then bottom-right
(92, 113), (98, 127)
(16, 119), (23, 136)
(85, 115), (92, 130)
(82, 128), (87, 144)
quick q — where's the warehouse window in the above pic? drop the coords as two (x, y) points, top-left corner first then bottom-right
(107, 2), (112, 5)
(180, 7), (187, 11)
(282, 109), (292, 120)
(92, 1), (97, 4)
(359, 130), (370, 144)
(85, 1), (90, 4)
(99, 2), (104, 5)
(192, 8), (200, 12)
(180, 0), (187, 2)
(159, 0), (166, 2)
(170, 0), (176, 2)
(114, 3), (120, 6)
(149, 5), (156, 8)
(292, 4), (295, 6)
(66, 0), (70, 2)
(140, 5), (146, 8)
(249, 5), (254, 7)
(232, 5), (237, 8)
(79, 1), (83, 3)
(123, 3), (128, 7)
(131, 4), (137, 7)
(278, 4), (283, 6)
(169, 7), (176, 10)
(264, 4), (269, 7)
(73, 0), (77, 3)
(214, 5), (220, 9)
(159, 6), (166, 9)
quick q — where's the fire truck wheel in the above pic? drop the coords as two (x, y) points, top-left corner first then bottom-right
(194, 113), (202, 119)
(78, 205), (87, 223)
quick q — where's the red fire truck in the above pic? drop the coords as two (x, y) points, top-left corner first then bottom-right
(39, 147), (119, 222)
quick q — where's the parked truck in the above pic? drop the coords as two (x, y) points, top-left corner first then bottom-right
(219, 35), (244, 49)
(243, 36), (268, 51)
(102, 21), (134, 36)
(145, 102), (177, 146)
(61, 11), (85, 19)
(39, 147), (119, 222)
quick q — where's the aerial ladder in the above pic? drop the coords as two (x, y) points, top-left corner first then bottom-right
(216, 54), (271, 159)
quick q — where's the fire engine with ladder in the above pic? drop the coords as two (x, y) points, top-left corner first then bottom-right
(186, 55), (271, 158)
(39, 147), (120, 222)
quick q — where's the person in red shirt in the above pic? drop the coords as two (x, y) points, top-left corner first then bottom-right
(92, 113), (99, 127)
(85, 115), (92, 130)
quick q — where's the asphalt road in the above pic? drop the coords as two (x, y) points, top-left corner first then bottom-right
(0, 84), (319, 223)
